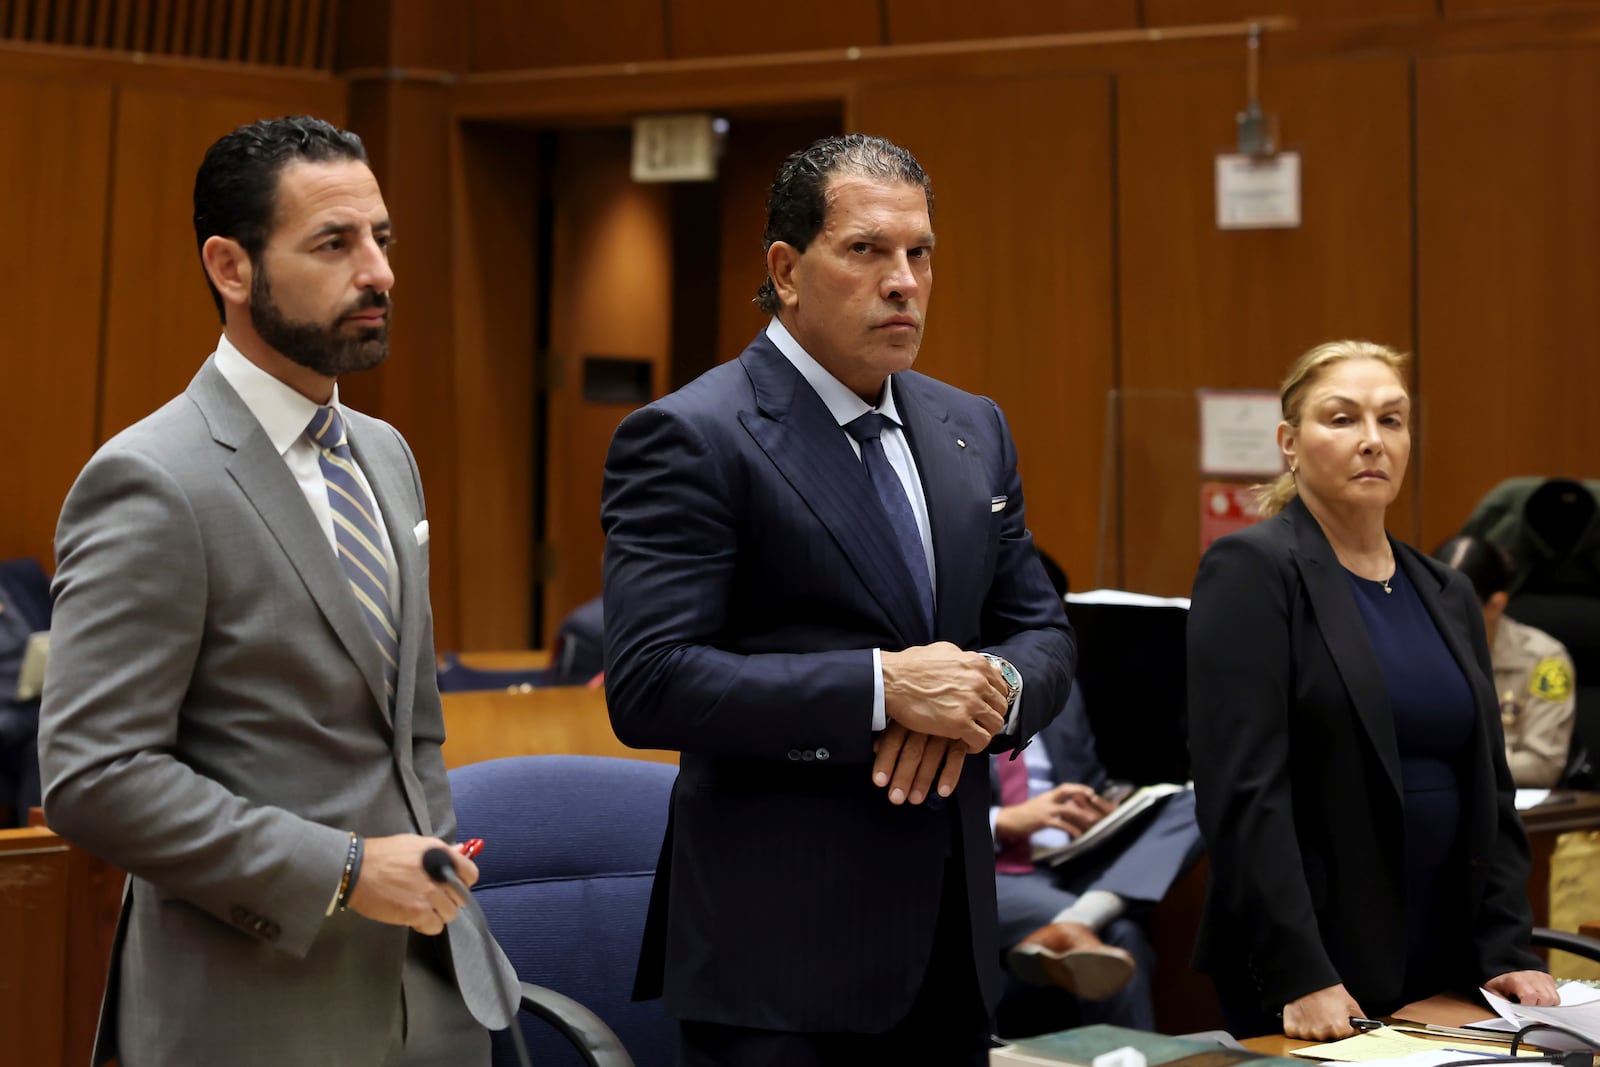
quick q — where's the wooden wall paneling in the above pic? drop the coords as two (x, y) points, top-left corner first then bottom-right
(855, 74), (1118, 594)
(448, 121), (539, 651)
(342, 79), (463, 649)
(467, 0), (668, 73)
(1445, 0), (1600, 13)
(544, 128), (673, 642)
(98, 87), (345, 445)
(1416, 46), (1600, 549)
(668, 0), (882, 59)
(1117, 55), (1415, 595)
(715, 114), (843, 364)
(0, 75), (113, 565)
(883, 0), (1139, 45)
(0, 830), (71, 1067)
(1142, 0), (1435, 26)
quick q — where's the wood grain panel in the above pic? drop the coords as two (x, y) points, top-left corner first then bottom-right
(857, 73), (1117, 594)
(0, 830), (71, 1067)
(669, 0), (882, 58)
(0, 75), (113, 565)
(1142, 0), (1434, 25)
(467, 0), (667, 72)
(99, 88), (346, 443)
(884, 0), (1138, 44)
(716, 114), (842, 363)
(1416, 46), (1600, 551)
(544, 128), (673, 642)
(1445, 0), (1600, 12)
(1117, 55), (1414, 595)
(343, 80), (464, 649)
(448, 121), (539, 651)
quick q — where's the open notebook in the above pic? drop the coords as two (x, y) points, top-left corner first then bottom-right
(1039, 782), (1187, 867)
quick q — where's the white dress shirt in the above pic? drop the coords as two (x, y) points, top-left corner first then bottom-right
(213, 334), (401, 614)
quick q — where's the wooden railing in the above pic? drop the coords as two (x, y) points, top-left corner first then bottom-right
(441, 684), (676, 769)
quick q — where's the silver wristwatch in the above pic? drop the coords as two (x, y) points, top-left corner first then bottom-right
(981, 653), (1022, 713)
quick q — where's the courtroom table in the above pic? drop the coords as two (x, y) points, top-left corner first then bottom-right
(1240, 993), (1491, 1058)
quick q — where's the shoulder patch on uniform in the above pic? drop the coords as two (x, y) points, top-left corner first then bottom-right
(1530, 657), (1573, 701)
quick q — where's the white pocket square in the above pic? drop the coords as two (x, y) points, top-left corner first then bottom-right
(990, 496), (1008, 513)
(413, 520), (430, 546)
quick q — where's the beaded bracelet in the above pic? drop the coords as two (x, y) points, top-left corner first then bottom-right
(334, 832), (360, 911)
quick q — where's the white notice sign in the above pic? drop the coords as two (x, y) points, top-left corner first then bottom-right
(1215, 152), (1301, 230)
(1198, 390), (1283, 477)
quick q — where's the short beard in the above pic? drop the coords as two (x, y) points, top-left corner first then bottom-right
(250, 266), (391, 379)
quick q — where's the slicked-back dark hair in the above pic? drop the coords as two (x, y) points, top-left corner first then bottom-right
(1432, 535), (1514, 603)
(193, 115), (368, 323)
(755, 133), (933, 314)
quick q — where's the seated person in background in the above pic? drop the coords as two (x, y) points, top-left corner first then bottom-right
(550, 594), (604, 686)
(1433, 536), (1576, 788)
(0, 560), (49, 827)
(994, 682), (1203, 1030)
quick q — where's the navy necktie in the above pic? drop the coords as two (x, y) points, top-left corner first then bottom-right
(307, 406), (400, 705)
(845, 412), (934, 629)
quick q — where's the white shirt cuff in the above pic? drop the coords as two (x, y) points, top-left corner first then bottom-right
(871, 647), (886, 732)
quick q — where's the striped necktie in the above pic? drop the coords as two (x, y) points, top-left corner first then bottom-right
(307, 406), (399, 704)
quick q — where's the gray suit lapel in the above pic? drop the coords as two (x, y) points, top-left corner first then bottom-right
(187, 360), (393, 724)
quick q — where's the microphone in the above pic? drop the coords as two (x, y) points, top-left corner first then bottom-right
(422, 847), (533, 1067)
(422, 847), (458, 887)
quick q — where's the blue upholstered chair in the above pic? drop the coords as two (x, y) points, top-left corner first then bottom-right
(449, 755), (676, 1067)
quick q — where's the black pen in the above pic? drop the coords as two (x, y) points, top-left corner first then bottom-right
(1350, 1016), (1385, 1032)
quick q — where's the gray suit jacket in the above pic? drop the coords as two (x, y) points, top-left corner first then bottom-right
(38, 357), (510, 1066)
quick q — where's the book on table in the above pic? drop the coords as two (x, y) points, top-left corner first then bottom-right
(992, 1022), (1303, 1067)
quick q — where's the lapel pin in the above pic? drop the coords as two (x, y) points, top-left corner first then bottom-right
(956, 438), (966, 448)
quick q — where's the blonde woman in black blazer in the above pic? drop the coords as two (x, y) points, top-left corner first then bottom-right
(1187, 341), (1556, 1040)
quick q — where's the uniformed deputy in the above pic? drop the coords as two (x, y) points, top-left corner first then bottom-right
(1434, 535), (1577, 787)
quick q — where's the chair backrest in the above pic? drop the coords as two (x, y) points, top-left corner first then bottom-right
(450, 755), (676, 1067)
(1063, 590), (1191, 786)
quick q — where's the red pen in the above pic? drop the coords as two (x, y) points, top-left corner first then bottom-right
(461, 838), (485, 860)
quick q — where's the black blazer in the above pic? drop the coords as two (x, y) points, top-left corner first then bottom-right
(601, 333), (1075, 1033)
(1187, 496), (1540, 1015)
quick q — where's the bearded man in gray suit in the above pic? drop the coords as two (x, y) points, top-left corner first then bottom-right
(38, 116), (514, 1066)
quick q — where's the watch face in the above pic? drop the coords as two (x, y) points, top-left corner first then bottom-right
(985, 654), (1020, 696)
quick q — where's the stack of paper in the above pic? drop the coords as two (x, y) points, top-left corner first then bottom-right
(1479, 981), (1600, 1051)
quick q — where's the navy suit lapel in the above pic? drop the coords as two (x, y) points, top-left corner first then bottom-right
(189, 361), (393, 725)
(1287, 499), (1404, 799)
(737, 337), (926, 647)
(895, 373), (990, 641)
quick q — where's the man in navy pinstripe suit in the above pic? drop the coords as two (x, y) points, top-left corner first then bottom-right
(602, 134), (1075, 1065)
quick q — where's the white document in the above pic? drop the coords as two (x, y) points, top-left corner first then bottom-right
(1513, 788), (1551, 810)
(1481, 981), (1600, 1051)
(1197, 389), (1284, 477)
(1216, 151), (1302, 229)
(1041, 784), (1187, 867)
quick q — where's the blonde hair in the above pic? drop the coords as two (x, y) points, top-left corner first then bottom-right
(1251, 340), (1412, 518)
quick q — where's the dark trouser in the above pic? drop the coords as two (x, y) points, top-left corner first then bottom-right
(676, 855), (993, 1067)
